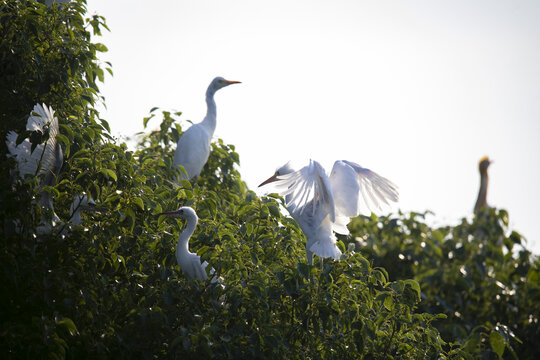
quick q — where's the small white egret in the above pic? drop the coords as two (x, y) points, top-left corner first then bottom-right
(474, 156), (491, 214)
(173, 77), (240, 180)
(6, 103), (63, 222)
(259, 160), (399, 265)
(159, 206), (210, 281)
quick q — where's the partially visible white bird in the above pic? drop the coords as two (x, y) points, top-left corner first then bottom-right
(34, 194), (97, 235)
(159, 206), (210, 281)
(259, 160), (399, 265)
(69, 194), (97, 226)
(173, 77), (240, 180)
(6, 103), (63, 221)
(474, 156), (491, 214)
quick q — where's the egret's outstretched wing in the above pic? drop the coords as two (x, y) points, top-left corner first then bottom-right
(26, 103), (54, 132)
(330, 160), (398, 217)
(328, 160), (361, 217)
(34, 104), (63, 185)
(6, 103), (62, 180)
(276, 160), (336, 222)
(6, 134), (43, 178)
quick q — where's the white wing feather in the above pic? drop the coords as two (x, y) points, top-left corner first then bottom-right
(173, 124), (211, 180)
(276, 160), (335, 222)
(38, 104), (62, 183)
(6, 103), (61, 180)
(331, 160), (398, 217)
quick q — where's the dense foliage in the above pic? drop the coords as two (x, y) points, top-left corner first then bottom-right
(349, 209), (540, 359)
(1, 1), (538, 359)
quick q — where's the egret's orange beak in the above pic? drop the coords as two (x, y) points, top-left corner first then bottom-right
(258, 174), (279, 187)
(226, 80), (241, 85)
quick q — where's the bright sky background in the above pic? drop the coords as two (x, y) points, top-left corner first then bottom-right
(86, 0), (540, 254)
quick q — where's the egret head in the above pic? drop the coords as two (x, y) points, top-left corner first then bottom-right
(158, 206), (198, 221)
(478, 156), (491, 174)
(209, 77), (241, 93)
(258, 162), (294, 187)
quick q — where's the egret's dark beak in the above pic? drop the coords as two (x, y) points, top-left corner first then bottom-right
(258, 174), (279, 187)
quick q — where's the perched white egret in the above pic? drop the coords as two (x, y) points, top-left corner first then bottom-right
(173, 77), (240, 180)
(259, 160), (399, 265)
(474, 156), (491, 214)
(159, 206), (210, 281)
(6, 103), (63, 221)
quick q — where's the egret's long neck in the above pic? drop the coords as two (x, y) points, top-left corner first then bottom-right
(201, 87), (217, 135)
(177, 215), (198, 252)
(474, 171), (489, 213)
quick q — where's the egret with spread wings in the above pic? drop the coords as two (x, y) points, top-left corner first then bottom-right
(6, 103), (63, 226)
(259, 160), (399, 265)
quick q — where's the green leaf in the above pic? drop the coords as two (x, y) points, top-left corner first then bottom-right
(100, 168), (117, 181)
(268, 203), (281, 218)
(55, 133), (70, 157)
(297, 263), (310, 279)
(373, 269), (387, 285)
(499, 209), (509, 226)
(490, 331), (505, 358)
(132, 197), (144, 210)
(143, 113), (155, 128)
(181, 179), (192, 189)
(403, 279), (421, 300)
(59, 123), (74, 139)
(57, 317), (79, 336)
(94, 43), (108, 52)
(100, 118), (111, 133)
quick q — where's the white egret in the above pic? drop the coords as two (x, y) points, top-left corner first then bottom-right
(474, 156), (491, 214)
(173, 77), (240, 181)
(159, 206), (210, 281)
(6, 103), (63, 222)
(259, 160), (399, 265)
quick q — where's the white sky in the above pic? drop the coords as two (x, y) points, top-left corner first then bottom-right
(87, 0), (540, 254)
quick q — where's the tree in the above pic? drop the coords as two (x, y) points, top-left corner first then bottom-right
(348, 209), (540, 359)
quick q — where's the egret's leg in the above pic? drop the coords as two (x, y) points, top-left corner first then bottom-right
(307, 250), (314, 266)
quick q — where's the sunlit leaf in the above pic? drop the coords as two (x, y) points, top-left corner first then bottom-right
(490, 330), (505, 358)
